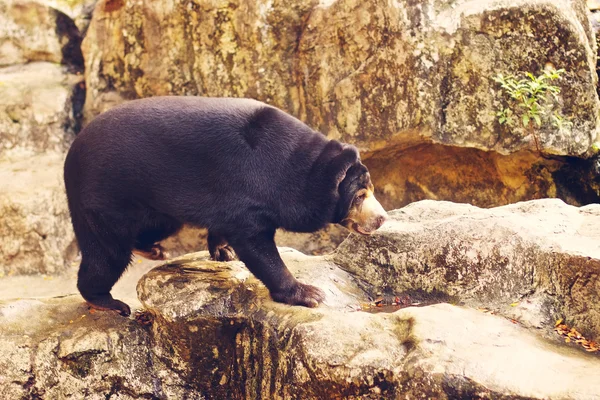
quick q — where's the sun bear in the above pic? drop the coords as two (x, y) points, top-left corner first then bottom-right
(64, 96), (387, 316)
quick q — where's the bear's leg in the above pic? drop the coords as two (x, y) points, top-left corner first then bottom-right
(77, 241), (133, 317)
(74, 211), (135, 317)
(207, 232), (236, 262)
(133, 217), (182, 260)
(228, 230), (325, 307)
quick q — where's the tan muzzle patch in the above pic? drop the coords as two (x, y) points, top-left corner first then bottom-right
(341, 189), (388, 235)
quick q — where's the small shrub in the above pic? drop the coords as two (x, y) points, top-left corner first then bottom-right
(492, 68), (572, 151)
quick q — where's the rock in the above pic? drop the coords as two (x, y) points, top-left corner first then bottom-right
(0, 8), (86, 276)
(0, 153), (76, 275)
(43, 0), (99, 35)
(366, 144), (599, 210)
(136, 249), (600, 399)
(275, 224), (349, 255)
(0, 62), (84, 157)
(80, 0), (600, 209)
(334, 198), (600, 342)
(82, 0), (599, 156)
(161, 224), (348, 258)
(0, 296), (199, 399)
(1, 245), (599, 398)
(0, 0), (83, 68)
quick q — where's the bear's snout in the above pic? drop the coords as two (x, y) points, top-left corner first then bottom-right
(343, 191), (387, 235)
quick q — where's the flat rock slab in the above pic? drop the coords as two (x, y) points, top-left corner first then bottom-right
(138, 250), (600, 399)
(335, 199), (600, 342)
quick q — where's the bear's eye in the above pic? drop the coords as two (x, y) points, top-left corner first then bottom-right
(354, 189), (367, 204)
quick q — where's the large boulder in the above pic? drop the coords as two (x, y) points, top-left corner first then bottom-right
(135, 249), (600, 399)
(0, 296), (201, 399)
(0, 153), (76, 275)
(0, 62), (83, 157)
(2, 200), (600, 399)
(81, 0), (600, 210)
(334, 198), (600, 342)
(82, 0), (598, 155)
(0, 0), (83, 68)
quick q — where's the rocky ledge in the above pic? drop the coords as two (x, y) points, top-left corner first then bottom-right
(1, 200), (599, 399)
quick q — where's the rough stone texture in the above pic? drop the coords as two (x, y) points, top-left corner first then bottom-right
(1, 241), (599, 399)
(43, 0), (99, 35)
(82, 0), (599, 156)
(79, 0), (600, 211)
(366, 143), (600, 210)
(135, 250), (600, 399)
(0, 0), (84, 68)
(161, 224), (348, 258)
(334, 198), (600, 342)
(0, 62), (84, 157)
(0, 153), (76, 276)
(0, 296), (203, 399)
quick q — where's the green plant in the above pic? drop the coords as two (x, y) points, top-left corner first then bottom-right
(492, 68), (572, 151)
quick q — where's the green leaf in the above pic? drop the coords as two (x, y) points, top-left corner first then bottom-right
(522, 114), (530, 126)
(533, 114), (542, 127)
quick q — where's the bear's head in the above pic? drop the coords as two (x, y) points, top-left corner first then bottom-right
(335, 160), (387, 235)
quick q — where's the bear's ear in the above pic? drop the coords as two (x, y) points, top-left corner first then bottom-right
(328, 146), (360, 187)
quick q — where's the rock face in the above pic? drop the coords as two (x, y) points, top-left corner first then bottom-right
(0, 0), (84, 68)
(0, 153), (76, 275)
(2, 200), (600, 399)
(82, 0), (599, 156)
(135, 249), (600, 399)
(0, 1), (86, 275)
(335, 198), (600, 342)
(161, 224), (349, 258)
(0, 60), (82, 278)
(80, 0), (600, 210)
(365, 144), (600, 210)
(43, 0), (98, 34)
(0, 62), (83, 157)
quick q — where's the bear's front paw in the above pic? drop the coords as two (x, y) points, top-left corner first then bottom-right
(270, 282), (326, 308)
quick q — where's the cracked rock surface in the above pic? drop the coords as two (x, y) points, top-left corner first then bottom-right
(82, 0), (599, 156)
(1, 219), (600, 398)
(335, 198), (600, 343)
(137, 248), (600, 399)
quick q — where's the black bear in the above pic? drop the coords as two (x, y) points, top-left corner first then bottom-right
(64, 96), (387, 316)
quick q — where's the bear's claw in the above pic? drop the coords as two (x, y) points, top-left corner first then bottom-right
(85, 298), (131, 317)
(210, 244), (237, 262)
(270, 282), (326, 308)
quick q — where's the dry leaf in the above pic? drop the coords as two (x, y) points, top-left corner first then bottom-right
(555, 318), (563, 327)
